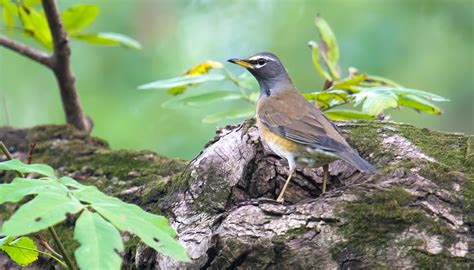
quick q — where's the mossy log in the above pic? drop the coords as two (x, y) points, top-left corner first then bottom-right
(0, 121), (472, 269)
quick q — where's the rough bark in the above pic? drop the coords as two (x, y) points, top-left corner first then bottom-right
(0, 121), (472, 269)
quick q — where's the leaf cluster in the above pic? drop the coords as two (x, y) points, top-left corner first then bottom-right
(0, 0), (141, 49)
(0, 159), (189, 269)
(138, 16), (448, 123)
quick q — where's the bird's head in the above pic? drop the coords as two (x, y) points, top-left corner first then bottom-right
(228, 52), (291, 96)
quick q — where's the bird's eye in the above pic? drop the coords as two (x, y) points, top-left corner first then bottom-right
(257, 59), (266, 66)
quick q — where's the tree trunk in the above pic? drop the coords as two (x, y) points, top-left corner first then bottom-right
(0, 121), (472, 269)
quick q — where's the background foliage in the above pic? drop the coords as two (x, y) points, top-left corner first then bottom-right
(1, 0), (473, 159)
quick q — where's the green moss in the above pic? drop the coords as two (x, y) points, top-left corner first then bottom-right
(409, 250), (470, 269)
(342, 121), (393, 165)
(271, 227), (311, 244)
(331, 187), (425, 261)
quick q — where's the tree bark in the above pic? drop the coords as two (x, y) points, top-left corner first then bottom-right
(0, 121), (472, 269)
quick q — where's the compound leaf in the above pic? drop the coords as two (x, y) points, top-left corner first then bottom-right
(1, 193), (83, 236)
(62, 4), (99, 32)
(70, 32), (141, 49)
(0, 159), (56, 179)
(74, 209), (123, 270)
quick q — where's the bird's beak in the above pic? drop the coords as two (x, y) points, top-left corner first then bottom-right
(227, 58), (253, 69)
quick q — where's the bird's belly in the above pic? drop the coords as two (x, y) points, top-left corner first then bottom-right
(258, 122), (339, 168)
(296, 147), (339, 168)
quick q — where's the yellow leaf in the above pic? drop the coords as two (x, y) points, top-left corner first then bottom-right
(185, 60), (223, 75)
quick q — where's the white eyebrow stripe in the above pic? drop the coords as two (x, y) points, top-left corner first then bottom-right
(248, 55), (274, 61)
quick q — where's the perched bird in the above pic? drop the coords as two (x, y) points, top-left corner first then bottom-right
(228, 52), (377, 203)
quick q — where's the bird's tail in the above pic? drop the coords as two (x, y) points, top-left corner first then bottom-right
(338, 151), (378, 173)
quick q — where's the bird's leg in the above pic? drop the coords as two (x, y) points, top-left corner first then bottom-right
(276, 169), (295, 203)
(322, 164), (329, 193)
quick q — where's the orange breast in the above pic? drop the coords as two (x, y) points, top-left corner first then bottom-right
(257, 119), (301, 154)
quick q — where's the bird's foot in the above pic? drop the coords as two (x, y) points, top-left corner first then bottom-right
(276, 196), (285, 204)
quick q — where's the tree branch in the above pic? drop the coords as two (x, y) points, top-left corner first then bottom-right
(0, 35), (53, 68)
(41, 0), (91, 132)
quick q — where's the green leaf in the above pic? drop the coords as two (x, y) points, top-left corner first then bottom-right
(0, 159), (56, 178)
(0, 236), (39, 266)
(398, 94), (442, 114)
(74, 209), (124, 270)
(308, 41), (331, 81)
(392, 87), (449, 102)
(202, 108), (255, 124)
(138, 74), (226, 91)
(74, 187), (189, 262)
(331, 73), (367, 90)
(303, 89), (347, 109)
(58, 176), (86, 189)
(0, 178), (66, 204)
(324, 109), (376, 120)
(315, 15), (339, 79)
(364, 75), (402, 88)
(353, 88), (398, 115)
(161, 91), (242, 108)
(0, 0), (17, 29)
(18, 6), (52, 49)
(70, 32), (141, 49)
(1, 192), (84, 236)
(62, 5), (99, 32)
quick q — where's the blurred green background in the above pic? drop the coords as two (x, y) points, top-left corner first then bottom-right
(1, 0), (473, 159)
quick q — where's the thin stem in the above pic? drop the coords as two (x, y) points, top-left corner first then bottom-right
(48, 227), (76, 270)
(0, 141), (23, 177)
(0, 35), (53, 68)
(223, 68), (256, 104)
(4, 243), (67, 268)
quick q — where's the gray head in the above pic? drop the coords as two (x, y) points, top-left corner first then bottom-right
(228, 52), (292, 97)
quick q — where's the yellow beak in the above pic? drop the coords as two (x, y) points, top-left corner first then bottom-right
(227, 58), (253, 69)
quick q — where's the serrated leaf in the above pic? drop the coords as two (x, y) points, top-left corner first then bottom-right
(303, 89), (347, 109)
(73, 187), (188, 262)
(202, 108), (255, 124)
(62, 5), (99, 32)
(398, 94), (442, 114)
(70, 32), (141, 49)
(74, 209), (123, 270)
(162, 91), (242, 108)
(0, 178), (66, 204)
(364, 75), (402, 88)
(138, 74), (225, 91)
(1, 193), (83, 236)
(18, 6), (52, 49)
(353, 89), (398, 115)
(0, 159), (56, 179)
(0, 237), (39, 266)
(324, 109), (376, 120)
(315, 15), (339, 79)
(308, 40), (331, 81)
(331, 73), (367, 90)
(393, 87), (449, 102)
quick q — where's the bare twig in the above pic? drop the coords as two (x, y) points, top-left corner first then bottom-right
(27, 143), (37, 165)
(42, 0), (91, 132)
(0, 36), (53, 68)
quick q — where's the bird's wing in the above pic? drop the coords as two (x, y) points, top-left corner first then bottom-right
(258, 90), (351, 153)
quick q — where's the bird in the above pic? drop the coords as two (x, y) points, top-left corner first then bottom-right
(228, 52), (377, 203)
